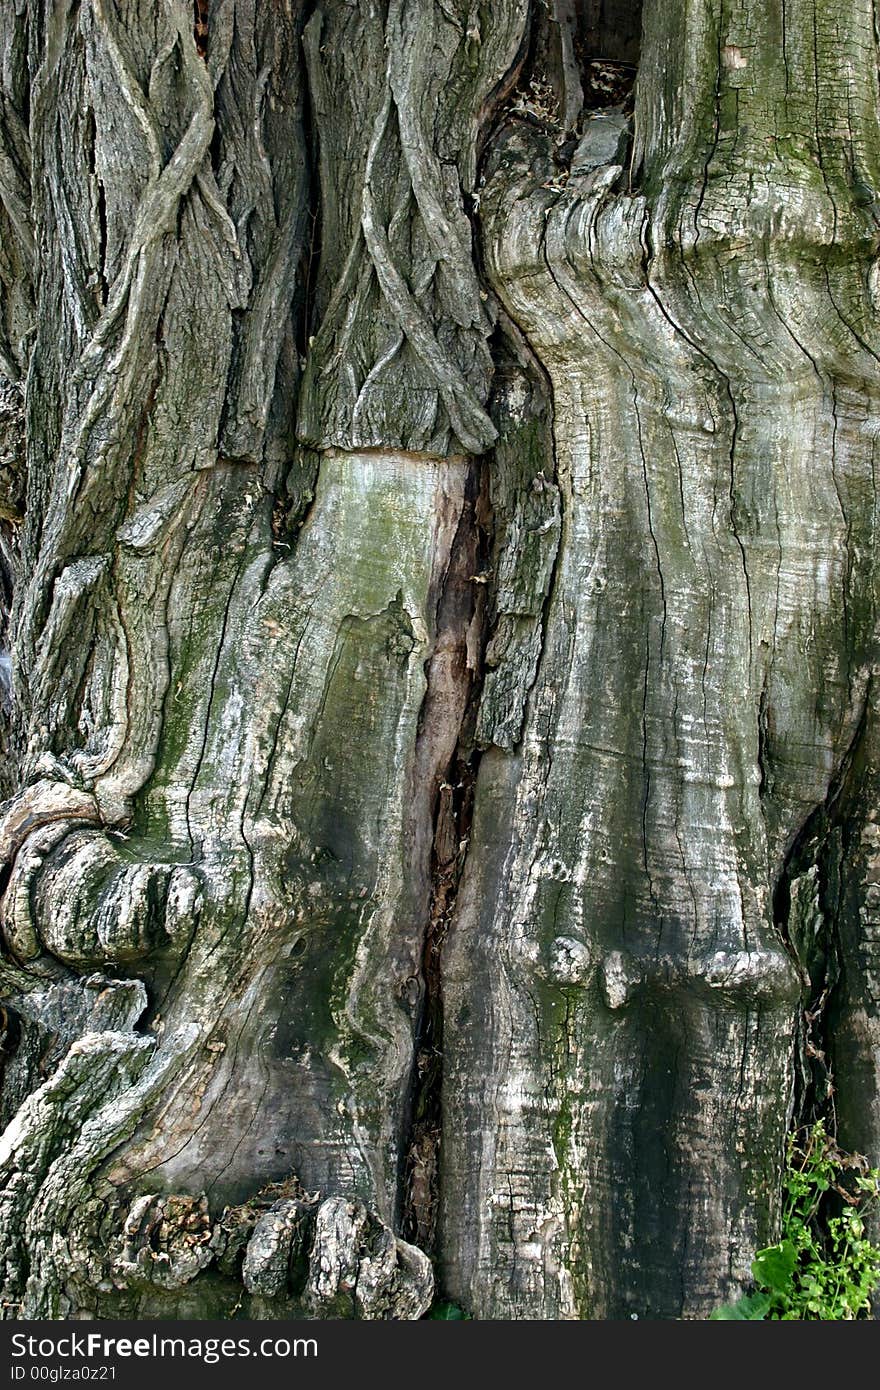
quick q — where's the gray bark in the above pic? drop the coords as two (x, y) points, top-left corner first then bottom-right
(0, 0), (879, 1321)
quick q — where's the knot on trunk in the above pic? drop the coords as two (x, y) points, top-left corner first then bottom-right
(598, 945), (801, 1010)
(305, 1196), (434, 1320)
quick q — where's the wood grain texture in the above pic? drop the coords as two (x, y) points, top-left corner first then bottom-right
(0, 0), (878, 1320)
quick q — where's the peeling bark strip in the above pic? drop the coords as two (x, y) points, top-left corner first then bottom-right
(0, 0), (880, 1322)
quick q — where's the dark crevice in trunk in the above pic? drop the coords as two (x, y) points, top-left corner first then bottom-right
(774, 680), (873, 1126)
(278, 446), (321, 556)
(778, 869), (834, 1131)
(757, 676), (770, 806)
(477, 7), (548, 164)
(193, 1), (209, 61)
(297, 204), (321, 364)
(295, 2), (322, 367)
(569, 0), (641, 112)
(84, 107), (108, 308)
(767, 692), (880, 1283)
(0, 1004), (21, 1123)
(401, 748), (480, 1259)
(400, 458), (492, 1259)
(509, 0), (642, 138)
(474, 6), (534, 172)
(268, 0), (321, 572)
(571, 0), (643, 66)
(95, 178), (108, 308)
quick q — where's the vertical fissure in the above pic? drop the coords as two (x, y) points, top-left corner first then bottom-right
(401, 745), (480, 1258)
(192, 1), (209, 60)
(296, 4), (322, 368)
(400, 455), (492, 1259)
(774, 682), (873, 1129)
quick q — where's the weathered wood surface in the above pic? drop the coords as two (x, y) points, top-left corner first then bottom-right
(0, 0), (878, 1320)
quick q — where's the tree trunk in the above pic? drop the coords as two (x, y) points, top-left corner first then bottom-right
(1, 0), (879, 1321)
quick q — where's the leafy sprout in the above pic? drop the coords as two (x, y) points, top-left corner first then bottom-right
(712, 1120), (880, 1320)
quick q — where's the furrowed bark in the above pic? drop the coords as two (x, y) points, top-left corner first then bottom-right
(441, 0), (880, 1318)
(0, 0), (879, 1323)
(0, 0), (521, 1319)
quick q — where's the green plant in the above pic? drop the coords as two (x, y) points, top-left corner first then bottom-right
(712, 1120), (880, 1319)
(426, 1300), (470, 1320)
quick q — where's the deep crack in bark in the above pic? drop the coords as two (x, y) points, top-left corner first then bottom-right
(401, 456), (491, 1260)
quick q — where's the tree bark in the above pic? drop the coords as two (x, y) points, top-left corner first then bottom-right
(1, 0), (879, 1320)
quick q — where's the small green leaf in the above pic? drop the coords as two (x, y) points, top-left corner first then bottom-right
(710, 1292), (773, 1320)
(752, 1240), (797, 1294)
